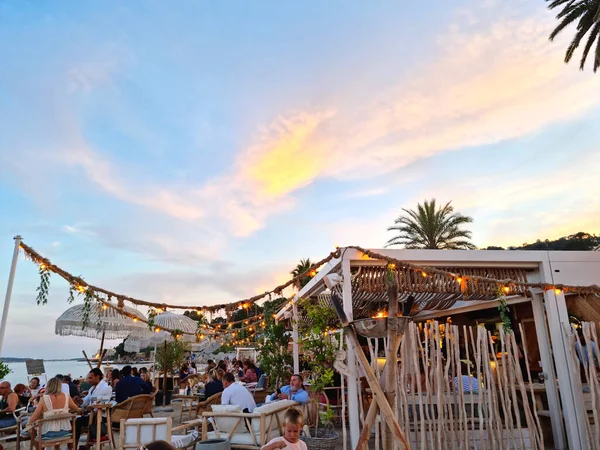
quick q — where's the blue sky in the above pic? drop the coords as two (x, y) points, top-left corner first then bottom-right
(1, 0), (599, 358)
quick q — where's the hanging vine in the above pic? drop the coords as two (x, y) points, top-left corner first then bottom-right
(67, 283), (76, 304)
(81, 288), (95, 329)
(147, 308), (157, 330)
(497, 286), (512, 332)
(36, 265), (51, 305)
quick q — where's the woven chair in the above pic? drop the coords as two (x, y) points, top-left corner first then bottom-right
(1, 407), (26, 450)
(143, 391), (157, 417)
(27, 413), (77, 450)
(111, 395), (154, 425)
(193, 392), (222, 419)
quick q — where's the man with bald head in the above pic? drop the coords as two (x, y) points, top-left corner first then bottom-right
(0, 381), (19, 428)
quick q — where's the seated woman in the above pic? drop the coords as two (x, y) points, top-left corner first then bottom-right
(178, 363), (190, 389)
(239, 360), (258, 383)
(141, 371), (155, 393)
(13, 384), (31, 409)
(204, 369), (224, 398)
(110, 369), (121, 389)
(24, 377), (80, 442)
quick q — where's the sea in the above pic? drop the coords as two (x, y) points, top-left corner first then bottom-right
(3, 360), (153, 386)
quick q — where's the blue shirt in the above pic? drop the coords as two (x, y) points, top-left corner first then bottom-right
(115, 375), (148, 403)
(268, 385), (309, 404)
(576, 341), (599, 367)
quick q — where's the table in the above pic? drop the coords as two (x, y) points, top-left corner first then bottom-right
(87, 403), (114, 450)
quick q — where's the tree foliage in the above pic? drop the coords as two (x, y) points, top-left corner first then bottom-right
(291, 259), (312, 289)
(0, 361), (12, 379)
(547, 0), (600, 72)
(257, 299), (292, 388)
(489, 232), (600, 251)
(386, 199), (476, 249)
(155, 340), (190, 374)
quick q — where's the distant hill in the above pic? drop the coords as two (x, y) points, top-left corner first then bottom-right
(486, 232), (600, 251)
(0, 357), (80, 362)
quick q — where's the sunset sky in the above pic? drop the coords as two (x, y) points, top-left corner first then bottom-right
(1, 0), (599, 358)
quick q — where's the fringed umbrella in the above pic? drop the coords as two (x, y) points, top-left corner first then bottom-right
(124, 312), (198, 352)
(56, 303), (147, 368)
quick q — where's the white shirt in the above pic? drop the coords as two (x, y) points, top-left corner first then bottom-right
(61, 383), (70, 396)
(261, 437), (308, 450)
(222, 382), (256, 412)
(82, 380), (113, 407)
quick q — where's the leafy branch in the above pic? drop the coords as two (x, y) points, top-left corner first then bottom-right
(36, 266), (51, 305)
(497, 287), (512, 332)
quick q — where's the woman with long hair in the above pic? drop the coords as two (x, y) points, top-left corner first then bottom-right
(24, 377), (79, 445)
(239, 360), (257, 383)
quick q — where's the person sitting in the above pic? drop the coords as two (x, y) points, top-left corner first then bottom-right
(453, 362), (480, 393)
(178, 364), (190, 389)
(55, 374), (71, 397)
(204, 369), (224, 398)
(268, 374), (309, 404)
(0, 381), (20, 429)
(29, 377), (42, 397)
(189, 362), (197, 375)
(75, 368), (113, 443)
(141, 371), (154, 394)
(13, 384), (30, 409)
(110, 369), (121, 389)
(23, 377), (80, 442)
(239, 360), (258, 383)
(221, 373), (256, 412)
(63, 375), (80, 400)
(233, 361), (244, 379)
(115, 365), (148, 403)
(132, 367), (140, 378)
(216, 368), (225, 382)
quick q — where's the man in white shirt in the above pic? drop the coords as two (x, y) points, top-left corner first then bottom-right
(76, 368), (113, 443)
(56, 374), (70, 396)
(221, 372), (256, 412)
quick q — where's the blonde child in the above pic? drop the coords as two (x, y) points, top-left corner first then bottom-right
(261, 408), (307, 450)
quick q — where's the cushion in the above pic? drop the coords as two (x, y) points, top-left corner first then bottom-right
(251, 400), (297, 434)
(205, 430), (280, 446)
(210, 405), (243, 434)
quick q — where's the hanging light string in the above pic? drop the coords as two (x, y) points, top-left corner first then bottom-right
(349, 246), (600, 295)
(19, 240), (339, 313)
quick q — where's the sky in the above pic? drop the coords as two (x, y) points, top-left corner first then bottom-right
(0, 0), (599, 359)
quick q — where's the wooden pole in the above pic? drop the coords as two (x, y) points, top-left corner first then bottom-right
(357, 395), (379, 450)
(96, 329), (106, 369)
(384, 283), (401, 450)
(330, 293), (410, 450)
(82, 351), (93, 370)
(163, 340), (168, 407)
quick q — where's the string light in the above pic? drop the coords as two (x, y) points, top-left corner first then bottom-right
(421, 271), (428, 277)
(503, 286), (510, 294)
(554, 288), (563, 295)
(154, 327), (161, 333)
(456, 276), (463, 283)
(388, 263), (396, 270)
(309, 269), (317, 277)
(102, 304), (108, 310)
(39, 263), (47, 270)
(133, 317), (139, 322)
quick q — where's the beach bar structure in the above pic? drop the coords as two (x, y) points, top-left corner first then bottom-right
(277, 248), (600, 450)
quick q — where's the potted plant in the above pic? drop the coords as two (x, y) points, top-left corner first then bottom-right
(155, 339), (189, 406)
(298, 299), (340, 449)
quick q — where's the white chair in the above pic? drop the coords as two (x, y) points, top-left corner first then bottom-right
(119, 417), (202, 450)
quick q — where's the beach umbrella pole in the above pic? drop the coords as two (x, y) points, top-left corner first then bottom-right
(0, 235), (22, 357)
(96, 329), (106, 369)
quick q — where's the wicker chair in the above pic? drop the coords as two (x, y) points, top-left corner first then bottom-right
(143, 391), (157, 417)
(111, 395), (154, 426)
(193, 392), (222, 419)
(27, 413), (77, 450)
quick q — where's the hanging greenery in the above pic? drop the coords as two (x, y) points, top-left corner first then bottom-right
(81, 288), (95, 329)
(171, 328), (184, 340)
(67, 283), (76, 304)
(147, 308), (157, 330)
(36, 265), (51, 305)
(497, 286), (512, 332)
(258, 299), (293, 388)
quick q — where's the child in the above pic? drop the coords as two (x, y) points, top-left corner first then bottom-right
(261, 408), (307, 450)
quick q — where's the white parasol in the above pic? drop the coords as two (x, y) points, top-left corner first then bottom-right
(56, 302), (147, 366)
(124, 311), (198, 352)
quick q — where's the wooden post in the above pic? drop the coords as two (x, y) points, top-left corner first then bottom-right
(96, 329), (106, 369)
(163, 340), (169, 407)
(82, 351), (93, 370)
(357, 395), (379, 450)
(384, 282), (401, 450)
(330, 293), (410, 450)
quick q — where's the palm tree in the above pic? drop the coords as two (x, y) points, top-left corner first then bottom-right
(548, 0), (600, 72)
(291, 258), (312, 289)
(386, 199), (476, 249)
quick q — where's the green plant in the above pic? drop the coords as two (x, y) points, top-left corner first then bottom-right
(258, 299), (292, 388)
(298, 299), (338, 395)
(156, 339), (190, 376)
(0, 361), (12, 379)
(319, 404), (334, 426)
(497, 287), (512, 332)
